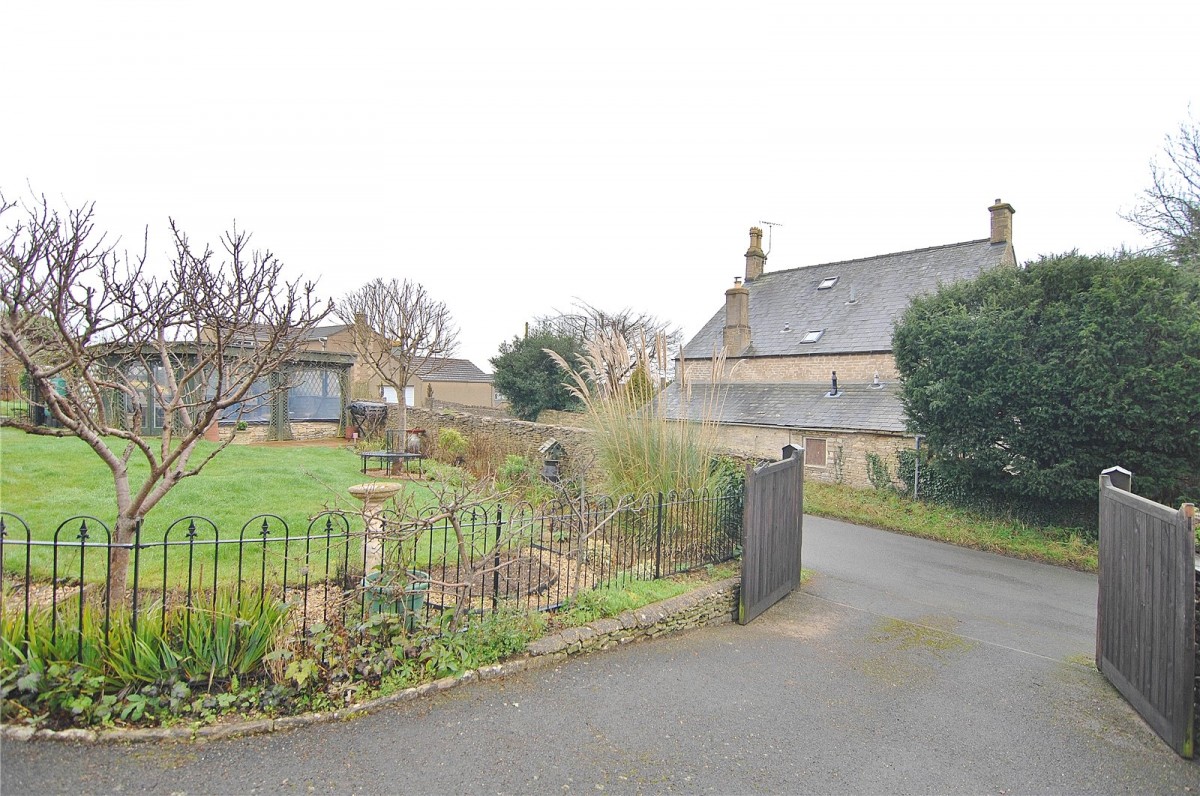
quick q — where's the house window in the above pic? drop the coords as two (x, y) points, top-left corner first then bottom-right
(381, 386), (416, 407)
(817, 276), (838, 290)
(804, 437), (828, 467)
(800, 329), (824, 344)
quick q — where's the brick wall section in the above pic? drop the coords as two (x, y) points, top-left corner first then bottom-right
(682, 352), (899, 384)
(525, 577), (740, 659)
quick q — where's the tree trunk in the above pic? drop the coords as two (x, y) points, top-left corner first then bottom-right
(106, 515), (138, 611)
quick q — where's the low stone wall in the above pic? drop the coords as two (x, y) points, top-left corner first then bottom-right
(429, 400), (512, 419)
(536, 409), (588, 427)
(525, 577), (740, 658)
(288, 421), (343, 441)
(2, 576), (742, 745)
(218, 420), (341, 443)
(397, 405), (598, 470)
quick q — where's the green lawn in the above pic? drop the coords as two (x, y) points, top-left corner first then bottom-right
(0, 429), (419, 534)
(0, 429), (452, 584)
(0, 430), (613, 587)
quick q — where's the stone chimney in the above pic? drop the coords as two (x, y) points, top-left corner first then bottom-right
(745, 226), (766, 281)
(723, 277), (751, 353)
(989, 199), (1015, 244)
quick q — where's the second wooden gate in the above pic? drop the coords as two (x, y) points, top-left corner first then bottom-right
(1096, 467), (1196, 758)
(739, 449), (804, 625)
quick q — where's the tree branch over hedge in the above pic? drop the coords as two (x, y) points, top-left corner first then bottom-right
(1123, 113), (1200, 268)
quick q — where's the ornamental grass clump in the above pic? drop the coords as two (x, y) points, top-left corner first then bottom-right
(548, 331), (725, 499)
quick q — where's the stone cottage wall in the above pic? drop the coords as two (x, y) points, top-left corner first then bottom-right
(681, 352), (899, 384)
(692, 421), (909, 490)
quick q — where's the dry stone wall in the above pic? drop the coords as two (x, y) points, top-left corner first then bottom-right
(396, 405), (598, 471)
(525, 577), (739, 658)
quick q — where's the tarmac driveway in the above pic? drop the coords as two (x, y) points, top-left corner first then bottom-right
(4, 516), (1198, 794)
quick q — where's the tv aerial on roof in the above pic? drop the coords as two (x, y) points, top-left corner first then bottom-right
(758, 220), (783, 256)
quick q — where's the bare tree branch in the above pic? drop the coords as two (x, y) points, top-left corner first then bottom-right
(1122, 112), (1200, 268)
(1, 190), (332, 605)
(338, 278), (458, 434)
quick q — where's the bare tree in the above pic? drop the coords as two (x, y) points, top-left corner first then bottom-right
(338, 278), (458, 437)
(536, 300), (681, 385)
(1123, 113), (1200, 268)
(537, 300), (680, 349)
(0, 192), (331, 605)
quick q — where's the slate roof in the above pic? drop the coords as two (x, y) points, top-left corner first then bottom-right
(306, 324), (352, 339)
(660, 381), (907, 433)
(411, 357), (492, 383)
(681, 238), (1009, 359)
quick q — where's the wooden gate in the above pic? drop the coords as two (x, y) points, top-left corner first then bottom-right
(739, 449), (804, 625)
(1096, 467), (1197, 758)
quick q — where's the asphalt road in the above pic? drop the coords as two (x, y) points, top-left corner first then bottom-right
(4, 516), (1198, 794)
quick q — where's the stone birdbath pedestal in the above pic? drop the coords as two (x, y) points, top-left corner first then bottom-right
(347, 481), (427, 626)
(348, 481), (404, 576)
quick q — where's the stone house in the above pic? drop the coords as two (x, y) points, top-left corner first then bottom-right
(663, 199), (1018, 487)
(299, 324), (498, 412)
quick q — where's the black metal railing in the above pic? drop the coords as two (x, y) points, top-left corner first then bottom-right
(0, 488), (742, 661)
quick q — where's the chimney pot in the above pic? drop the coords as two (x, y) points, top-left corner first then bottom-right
(745, 226), (766, 281)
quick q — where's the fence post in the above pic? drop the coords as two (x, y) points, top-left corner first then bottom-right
(654, 493), (664, 580)
(493, 506), (502, 613)
(1100, 465), (1132, 493)
(131, 519), (142, 637)
(76, 520), (88, 661)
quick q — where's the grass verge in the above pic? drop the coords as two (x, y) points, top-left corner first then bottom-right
(804, 481), (1098, 572)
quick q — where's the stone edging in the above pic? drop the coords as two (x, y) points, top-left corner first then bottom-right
(1, 576), (740, 745)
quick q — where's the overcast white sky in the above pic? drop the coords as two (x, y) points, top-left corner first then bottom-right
(5, 1), (1197, 370)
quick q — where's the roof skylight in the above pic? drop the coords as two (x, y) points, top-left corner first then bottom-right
(817, 276), (838, 290)
(800, 329), (824, 344)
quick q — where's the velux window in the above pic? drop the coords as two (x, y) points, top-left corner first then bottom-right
(817, 276), (838, 290)
(800, 329), (824, 344)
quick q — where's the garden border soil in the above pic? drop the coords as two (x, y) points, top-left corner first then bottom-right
(0, 576), (740, 745)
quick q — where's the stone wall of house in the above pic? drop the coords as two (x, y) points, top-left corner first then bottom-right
(681, 351), (898, 384)
(709, 422), (910, 489)
(417, 380), (495, 411)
